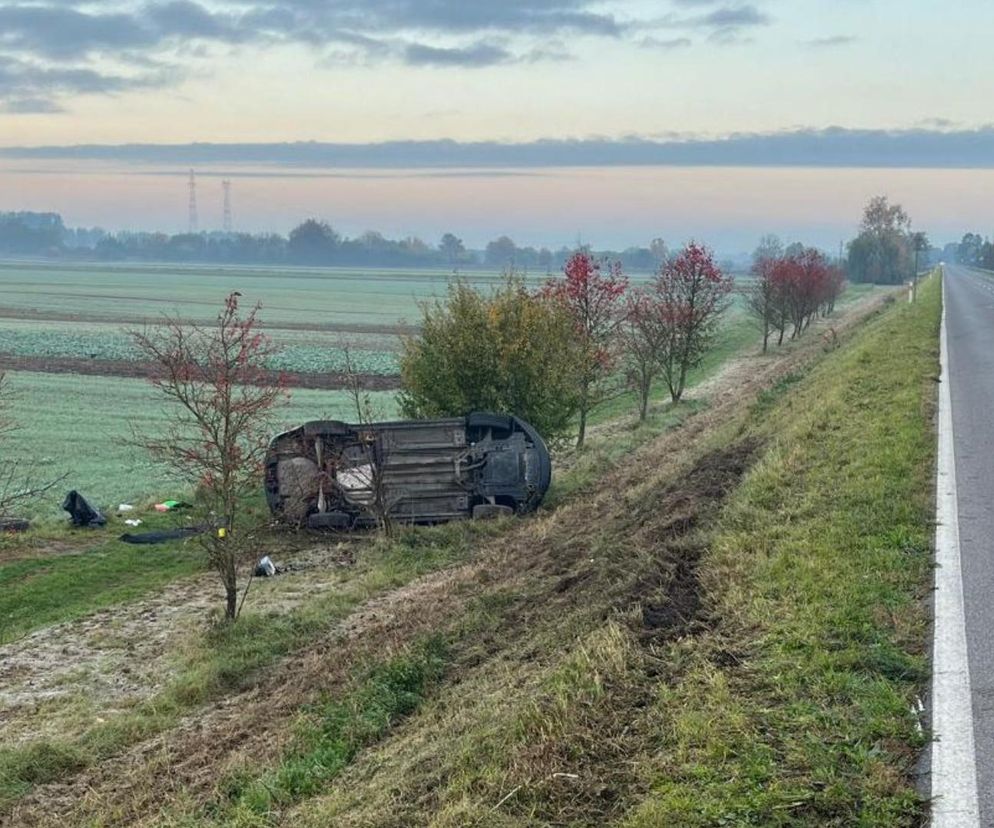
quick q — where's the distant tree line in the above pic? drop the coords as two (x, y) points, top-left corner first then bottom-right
(953, 233), (994, 269)
(482, 234), (670, 273)
(0, 212), (65, 255)
(0, 211), (672, 272)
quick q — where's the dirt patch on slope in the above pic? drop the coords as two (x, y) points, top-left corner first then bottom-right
(636, 440), (757, 636)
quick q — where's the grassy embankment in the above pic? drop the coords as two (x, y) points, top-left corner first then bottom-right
(0, 389), (695, 814)
(0, 311), (750, 813)
(0, 520), (501, 812)
(619, 277), (938, 824)
(51, 277), (935, 826)
(243, 277), (936, 826)
(1, 281), (900, 821)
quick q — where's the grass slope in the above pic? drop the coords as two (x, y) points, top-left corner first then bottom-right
(0, 522), (495, 813)
(626, 278), (939, 824)
(1, 283), (908, 824)
(271, 281), (936, 826)
(0, 536), (203, 645)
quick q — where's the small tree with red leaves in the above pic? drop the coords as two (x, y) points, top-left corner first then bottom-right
(785, 248), (831, 338)
(620, 289), (669, 422)
(652, 242), (734, 403)
(769, 258), (796, 346)
(749, 247), (845, 351)
(542, 252), (628, 447)
(746, 255), (789, 353)
(131, 293), (288, 621)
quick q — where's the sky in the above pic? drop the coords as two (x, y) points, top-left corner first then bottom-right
(2, 0), (994, 250)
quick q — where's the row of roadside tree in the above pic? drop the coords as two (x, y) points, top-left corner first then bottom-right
(400, 239), (846, 448)
(747, 237), (847, 353)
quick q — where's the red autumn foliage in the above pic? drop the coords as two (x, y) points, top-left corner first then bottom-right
(649, 242), (734, 403)
(619, 288), (670, 421)
(748, 247), (845, 350)
(746, 255), (789, 352)
(542, 251), (628, 446)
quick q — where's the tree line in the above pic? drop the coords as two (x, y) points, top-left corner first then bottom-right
(402, 237), (849, 449)
(953, 233), (994, 269)
(746, 236), (846, 353)
(4, 196), (940, 285)
(0, 211), (674, 272)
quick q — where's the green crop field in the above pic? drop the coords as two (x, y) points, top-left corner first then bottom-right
(0, 260), (871, 519)
(0, 317), (401, 375)
(0, 260), (552, 326)
(0, 261), (533, 516)
(4, 370), (398, 517)
(0, 260), (570, 516)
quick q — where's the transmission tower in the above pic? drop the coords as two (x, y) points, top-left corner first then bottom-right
(187, 169), (199, 234)
(222, 180), (232, 233)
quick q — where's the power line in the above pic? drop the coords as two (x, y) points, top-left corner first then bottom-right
(187, 169), (198, 234)
(222, 180), (232, 233)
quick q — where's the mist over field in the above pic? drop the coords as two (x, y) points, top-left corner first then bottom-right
(5, 160), (992, 257)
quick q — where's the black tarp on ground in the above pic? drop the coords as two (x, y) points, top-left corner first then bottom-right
(120, 526), (207, 545)
(62, 490), (106, 527)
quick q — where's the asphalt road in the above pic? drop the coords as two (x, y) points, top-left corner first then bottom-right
(942, 263), (994, 823)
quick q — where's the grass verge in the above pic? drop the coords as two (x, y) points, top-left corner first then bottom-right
(622, 275), (939, 824)
(0, 535), (203, 645)
(0, 521), (497, 813)
(268, 279), (933, 826)
(208, 637), (448, 826)
(589, 314), (757, 427)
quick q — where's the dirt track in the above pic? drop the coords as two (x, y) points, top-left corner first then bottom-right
(0, 353), (401, 391)
(0, 305), (416, 336)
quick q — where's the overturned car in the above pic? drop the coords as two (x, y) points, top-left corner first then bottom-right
(265, 412), (551, 530)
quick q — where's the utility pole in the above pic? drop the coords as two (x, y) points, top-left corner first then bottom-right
(911, 231), (929, 304)
(187, 169), (198, 234)
(222, 180), (232, 234)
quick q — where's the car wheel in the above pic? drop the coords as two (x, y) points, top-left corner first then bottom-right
(471, 504), (514, 520)
(307, 511), (354, 530)
(466, 412), (513, 436)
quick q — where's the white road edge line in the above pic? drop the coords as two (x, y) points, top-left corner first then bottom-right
(931, 268), (980, 826)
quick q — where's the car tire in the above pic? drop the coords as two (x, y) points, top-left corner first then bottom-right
(303, 421), (351, 438)
(471, 504), (514, 520)
(467, 412), (514, 432)
(307, 511), (354, 530)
